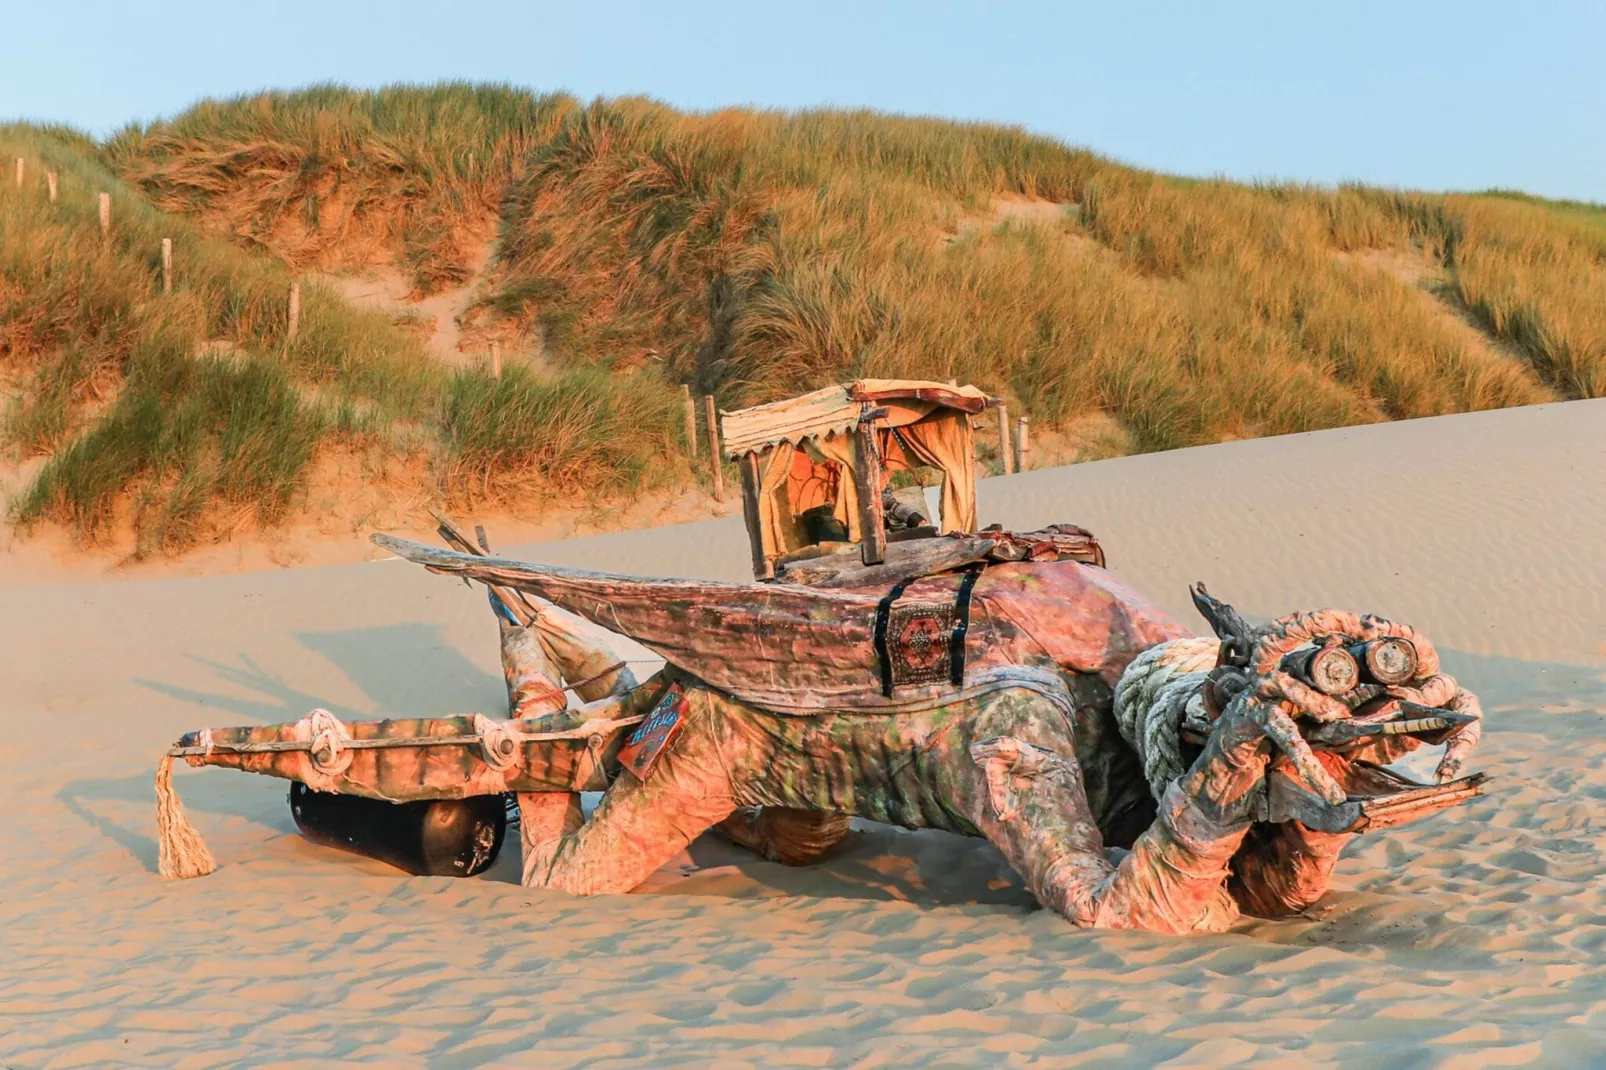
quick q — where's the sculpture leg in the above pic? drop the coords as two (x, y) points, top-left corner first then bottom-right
(526, 606), (639, 702)
(522, 696), (740, 895)
(501, 620), (569, 719)
(953, 688), (1255, 933)
(494, 586), (638, 717)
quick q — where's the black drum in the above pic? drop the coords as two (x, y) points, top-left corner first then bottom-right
(289, 783), (508, 877)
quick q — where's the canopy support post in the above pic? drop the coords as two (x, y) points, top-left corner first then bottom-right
(854, 421), (886, 566)
(739, 452), (773, 580)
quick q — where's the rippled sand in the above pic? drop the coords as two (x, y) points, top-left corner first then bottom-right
(3, 399), (1603, 1067)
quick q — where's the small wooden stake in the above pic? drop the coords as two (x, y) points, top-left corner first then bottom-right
(46, 171), (57, 202)
(1014, 416), (1031, 473)
(854, 420), (887, 566)
(98, 192), (110, 236)
(490, 341), (502, 379)
(13, 157), (22, 189)
(287, 282), (301, 342)
(682, 384), (697, 457)
(997, 403), (1014, 475)
(738, 452), (772, 580)
(703, 394), (724, 502)
(161, 238), (173, 294)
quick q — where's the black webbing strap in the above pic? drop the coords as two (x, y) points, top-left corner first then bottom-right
(873, 565), (986, 697)
(949, 564), (985, 686)
(873, 578), (914, 698)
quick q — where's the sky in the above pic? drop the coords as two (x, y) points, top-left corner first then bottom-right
(2, 0), (1601, 201)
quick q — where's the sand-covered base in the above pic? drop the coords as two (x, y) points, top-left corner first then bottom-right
(3, 399), (1604, 1067)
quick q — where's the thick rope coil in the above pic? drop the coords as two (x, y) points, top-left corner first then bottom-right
(474, 713), (523, 771)
(1114, 637), (1218, 800)
(296, 708), (353, 785)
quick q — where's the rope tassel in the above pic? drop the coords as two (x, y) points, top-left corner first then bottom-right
(155, 753), (217, 879)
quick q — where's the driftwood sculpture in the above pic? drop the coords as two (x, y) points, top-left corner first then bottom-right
(155, 528), (1485, 935)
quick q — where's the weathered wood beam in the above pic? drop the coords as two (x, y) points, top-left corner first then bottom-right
(738, 452), (773, 580)
(854, 420), (886, 566)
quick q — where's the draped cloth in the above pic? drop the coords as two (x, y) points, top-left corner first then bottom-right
(885, 411), (978, 535)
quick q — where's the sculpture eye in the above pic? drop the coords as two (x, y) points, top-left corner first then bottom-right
(1280, 645), (1359, 696)
(1352, 637), (1418, 685)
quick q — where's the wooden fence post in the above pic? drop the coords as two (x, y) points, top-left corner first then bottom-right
(681, 384), (697, 457)
(490, 341), (502, 380)
(98, 192), (110, 236)
(703, 394), (724, 502)
(1014, 416), (1031, 473)
(287, 282), (301, 342)
(997, 403), (1014, 475)
(161, 238), (172, 294)
(46, 171), (57, 202)
(13, 157), (22, 189)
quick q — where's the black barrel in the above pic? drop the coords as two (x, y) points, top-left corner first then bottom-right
(289, 783), (508, 877)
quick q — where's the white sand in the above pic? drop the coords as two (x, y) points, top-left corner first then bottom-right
(2, 399), (1603, 1066)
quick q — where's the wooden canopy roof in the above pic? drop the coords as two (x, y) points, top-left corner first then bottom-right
(720, 379), (991, 459)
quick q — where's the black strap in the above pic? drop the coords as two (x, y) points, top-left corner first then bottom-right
(873, 579), (913, 698)
(949, 564), (984, 686)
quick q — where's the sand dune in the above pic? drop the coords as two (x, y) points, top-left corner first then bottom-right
(2, 399), (1603, 1066)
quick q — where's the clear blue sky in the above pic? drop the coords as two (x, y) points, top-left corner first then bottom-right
(3, 0), (1602, 201)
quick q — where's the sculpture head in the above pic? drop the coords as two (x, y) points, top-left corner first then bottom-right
(1186, 584), (1485, 833)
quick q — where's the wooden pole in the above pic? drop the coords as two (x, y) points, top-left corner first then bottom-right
(1014, 416), (1031, 473)
(997, 403), (1013, 475)
(46, 171), (57, 202)
(490, 341), (502, 380)
(681, 384), (697, 457)
(98, 192), (110, 236)
(13, 157), (22, 189)
(738, 452), (772, 580)
(854, 420), (887, 566)
(161, 238), (172, 294)
(286, 282), (301, 342)
(703, 395), (724, 502)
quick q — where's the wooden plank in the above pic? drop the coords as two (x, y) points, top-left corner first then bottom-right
(13, 157), (22, 189)
(490, 341), (502, 379)
(161, 238), (172, 294)
(854, 420), (886, 565)
(738, 452), (773, 580)
(46, 171), (57, 202)
(98, 192), (110, 235)
(703, 394), (724, 502)
(1015, 416), (1031, 472)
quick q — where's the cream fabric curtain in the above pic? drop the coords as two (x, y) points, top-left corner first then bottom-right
(893, 412), (978, 534)
(757, 445), (805, 561)
(805, 434), (861, 543)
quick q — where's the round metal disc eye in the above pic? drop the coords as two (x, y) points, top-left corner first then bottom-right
(1306, 646), (1360, 695)
(1365, 637), (1418, 684)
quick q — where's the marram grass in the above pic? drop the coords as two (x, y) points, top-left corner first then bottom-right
(4, 85), (1603, 553)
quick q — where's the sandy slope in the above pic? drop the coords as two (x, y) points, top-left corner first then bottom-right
(1, 399), (1603, 1067)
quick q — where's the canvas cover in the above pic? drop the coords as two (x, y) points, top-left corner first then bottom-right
(373, 537), (1188, 715)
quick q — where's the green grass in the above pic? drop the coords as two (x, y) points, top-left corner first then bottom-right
(440, 363), (684, 507)
(4, 85), (1603, 556)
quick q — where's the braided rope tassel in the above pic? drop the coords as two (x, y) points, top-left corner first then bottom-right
(155, 753), (217, 880)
